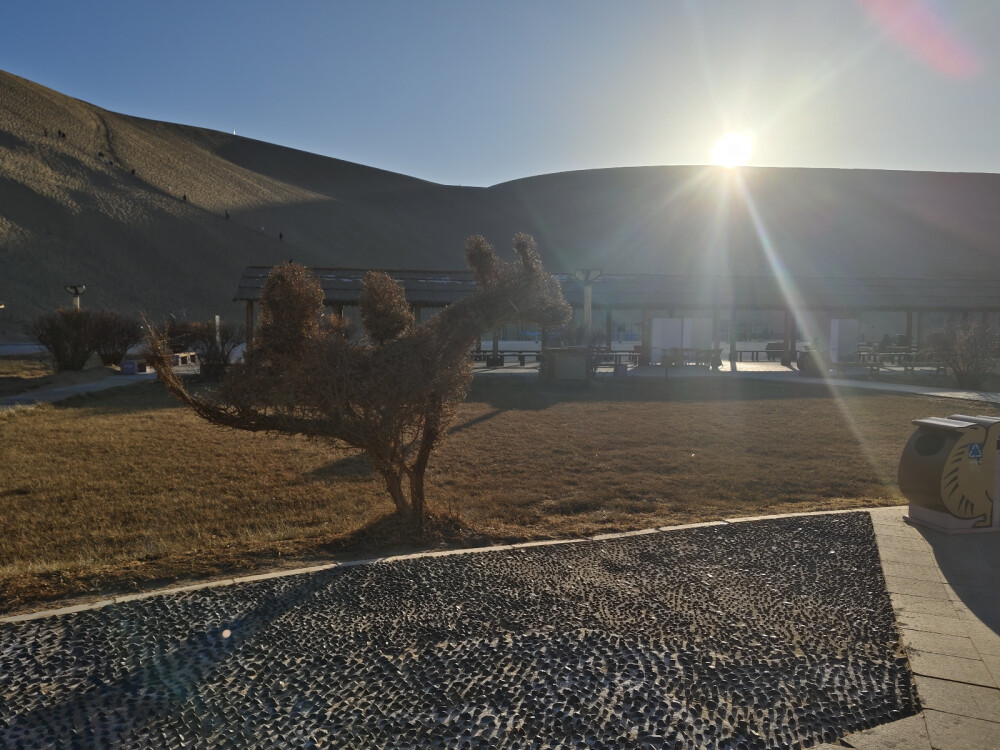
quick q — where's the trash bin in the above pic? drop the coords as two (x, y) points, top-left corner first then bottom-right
(898, 414), (1000, 533)
(544, 347), (589, 381)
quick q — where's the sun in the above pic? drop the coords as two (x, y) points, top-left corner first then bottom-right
(710, 131), (754, 168)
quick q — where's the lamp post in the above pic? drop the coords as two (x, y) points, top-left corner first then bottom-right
(64, 285), (86, 310)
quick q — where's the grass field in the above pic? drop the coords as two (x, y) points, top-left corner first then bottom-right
(2, 370), (990, 614)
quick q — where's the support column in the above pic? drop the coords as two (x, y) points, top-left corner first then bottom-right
(916, 311), (924, 351)
(605, 307), (613, 348)
(641, 308), (652, 365)
(729, 307), (738, 370)
(905, 311), (913, 348)
(245, 301), (255, 349)
(782, 309), (797, 367)
(492, 329), (500, 356)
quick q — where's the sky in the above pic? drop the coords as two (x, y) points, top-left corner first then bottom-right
(4, 0), (1000, 186)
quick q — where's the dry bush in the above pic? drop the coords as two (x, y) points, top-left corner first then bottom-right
(359, 271), (413, 344)
(91, 311), (143, 366)
(926, 321), (1000, 390)
(146, 236), (571, 530)
(26, 309), (96, 371)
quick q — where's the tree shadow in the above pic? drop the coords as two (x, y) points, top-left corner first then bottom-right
(304, 452), (373, 479)
(314, 510), (501, 561)
(49, 380), (205, 415)
(448, 407), (505, 434)
(464, 374), (918, 411)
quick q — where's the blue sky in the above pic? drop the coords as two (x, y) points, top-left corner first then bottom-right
(4, 1), (999, 186)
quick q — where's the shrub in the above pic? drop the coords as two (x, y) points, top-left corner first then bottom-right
(926, 321), (999, 390)
(91, 311), (143, 366)
(146, 235), (571, 531)
(26, 309), (96, 371)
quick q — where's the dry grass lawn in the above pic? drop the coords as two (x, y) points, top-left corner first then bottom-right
(2, 374), (990, 614)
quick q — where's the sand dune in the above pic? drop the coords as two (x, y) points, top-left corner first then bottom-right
(3, 68), (1000, 336)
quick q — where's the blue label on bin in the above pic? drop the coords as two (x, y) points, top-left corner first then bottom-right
(968, 442), (984, 460)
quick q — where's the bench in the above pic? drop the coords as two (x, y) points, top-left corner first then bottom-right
(472, 351), (541, 367)
(592, 348), (640, 367)
(764, 342), (784, 361)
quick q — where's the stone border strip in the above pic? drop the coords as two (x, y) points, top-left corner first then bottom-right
(1, 507), (888, 625)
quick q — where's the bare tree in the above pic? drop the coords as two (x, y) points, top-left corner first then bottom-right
(146, 234), (571, 529)
(161, 318), (245, 378)
(926, 320), (999, 390)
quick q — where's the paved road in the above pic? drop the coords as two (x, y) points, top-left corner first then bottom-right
(0, 343), (46, 356)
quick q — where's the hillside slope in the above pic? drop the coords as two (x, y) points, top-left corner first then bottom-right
(4, 69), (1000, 336)
(0, 70), (503, 334)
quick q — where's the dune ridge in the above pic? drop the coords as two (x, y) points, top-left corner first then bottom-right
(3, 68), (1000, 335)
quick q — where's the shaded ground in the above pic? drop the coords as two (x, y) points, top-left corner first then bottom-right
(0, 353), (106, 399)
(0, 513), (917, 749)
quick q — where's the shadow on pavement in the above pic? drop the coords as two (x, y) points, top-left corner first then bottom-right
(922, 529), (1000, 637)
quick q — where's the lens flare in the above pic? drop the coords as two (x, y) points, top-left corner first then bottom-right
(858, 0), (979, 78)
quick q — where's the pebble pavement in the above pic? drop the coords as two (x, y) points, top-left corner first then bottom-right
(0, 513), (917, 749)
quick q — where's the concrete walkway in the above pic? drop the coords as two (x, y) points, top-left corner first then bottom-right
(476, 358), (1000, 405)
(0, 372), (156, 411)
(827, 507), (1000, 750)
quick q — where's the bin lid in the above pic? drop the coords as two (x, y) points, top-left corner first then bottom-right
(911, 416), (977, 432)
(947, 414), (1000, 428)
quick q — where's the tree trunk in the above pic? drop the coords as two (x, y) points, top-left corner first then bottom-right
(382, 469), (415, 521)
(406, 420), (439, 532)
(407, 466), (426, 532)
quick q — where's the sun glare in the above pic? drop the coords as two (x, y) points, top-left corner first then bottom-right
(710, 131), (754, 168)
